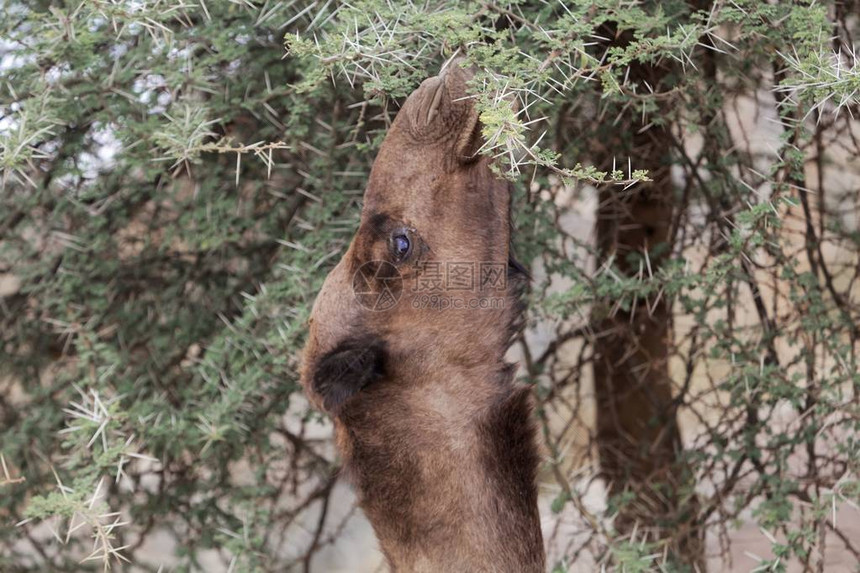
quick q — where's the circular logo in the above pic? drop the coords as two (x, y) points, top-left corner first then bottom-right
(352, 260), (403, 311)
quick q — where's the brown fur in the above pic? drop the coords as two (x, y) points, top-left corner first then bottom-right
(300, 59), (545, 572)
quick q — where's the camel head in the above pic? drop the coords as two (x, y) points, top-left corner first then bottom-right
(301, 59), (520, 416)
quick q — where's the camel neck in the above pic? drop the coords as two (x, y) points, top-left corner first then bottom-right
(338, 365), (544, 572)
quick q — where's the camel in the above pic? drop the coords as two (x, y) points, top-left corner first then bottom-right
(300, 59), (545, 572)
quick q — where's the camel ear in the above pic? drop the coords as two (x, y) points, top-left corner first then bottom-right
(443, 59), (483, 164)
(312, 338), (386, 415)
(444, 59), (518, 165)
(455, 107), (482, 164)
(405, 57), (485, 164)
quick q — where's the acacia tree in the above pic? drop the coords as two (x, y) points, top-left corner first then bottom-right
(1, 1), (859, 571)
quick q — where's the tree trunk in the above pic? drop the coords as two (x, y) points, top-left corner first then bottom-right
(591, 29), (704, 569)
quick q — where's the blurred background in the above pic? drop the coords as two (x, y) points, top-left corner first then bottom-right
(1, 1), (859, 571)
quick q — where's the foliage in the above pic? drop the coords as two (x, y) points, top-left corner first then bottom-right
(1, 0), (858, 571)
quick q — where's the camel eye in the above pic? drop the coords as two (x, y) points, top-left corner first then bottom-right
(392, 233), (411, 259)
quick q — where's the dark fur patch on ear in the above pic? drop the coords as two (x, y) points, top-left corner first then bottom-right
(312, 338), (386, 414)
(508, 254), (530, 280)
(506, 182), (532, 281)
(456, 108), (483, 164)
